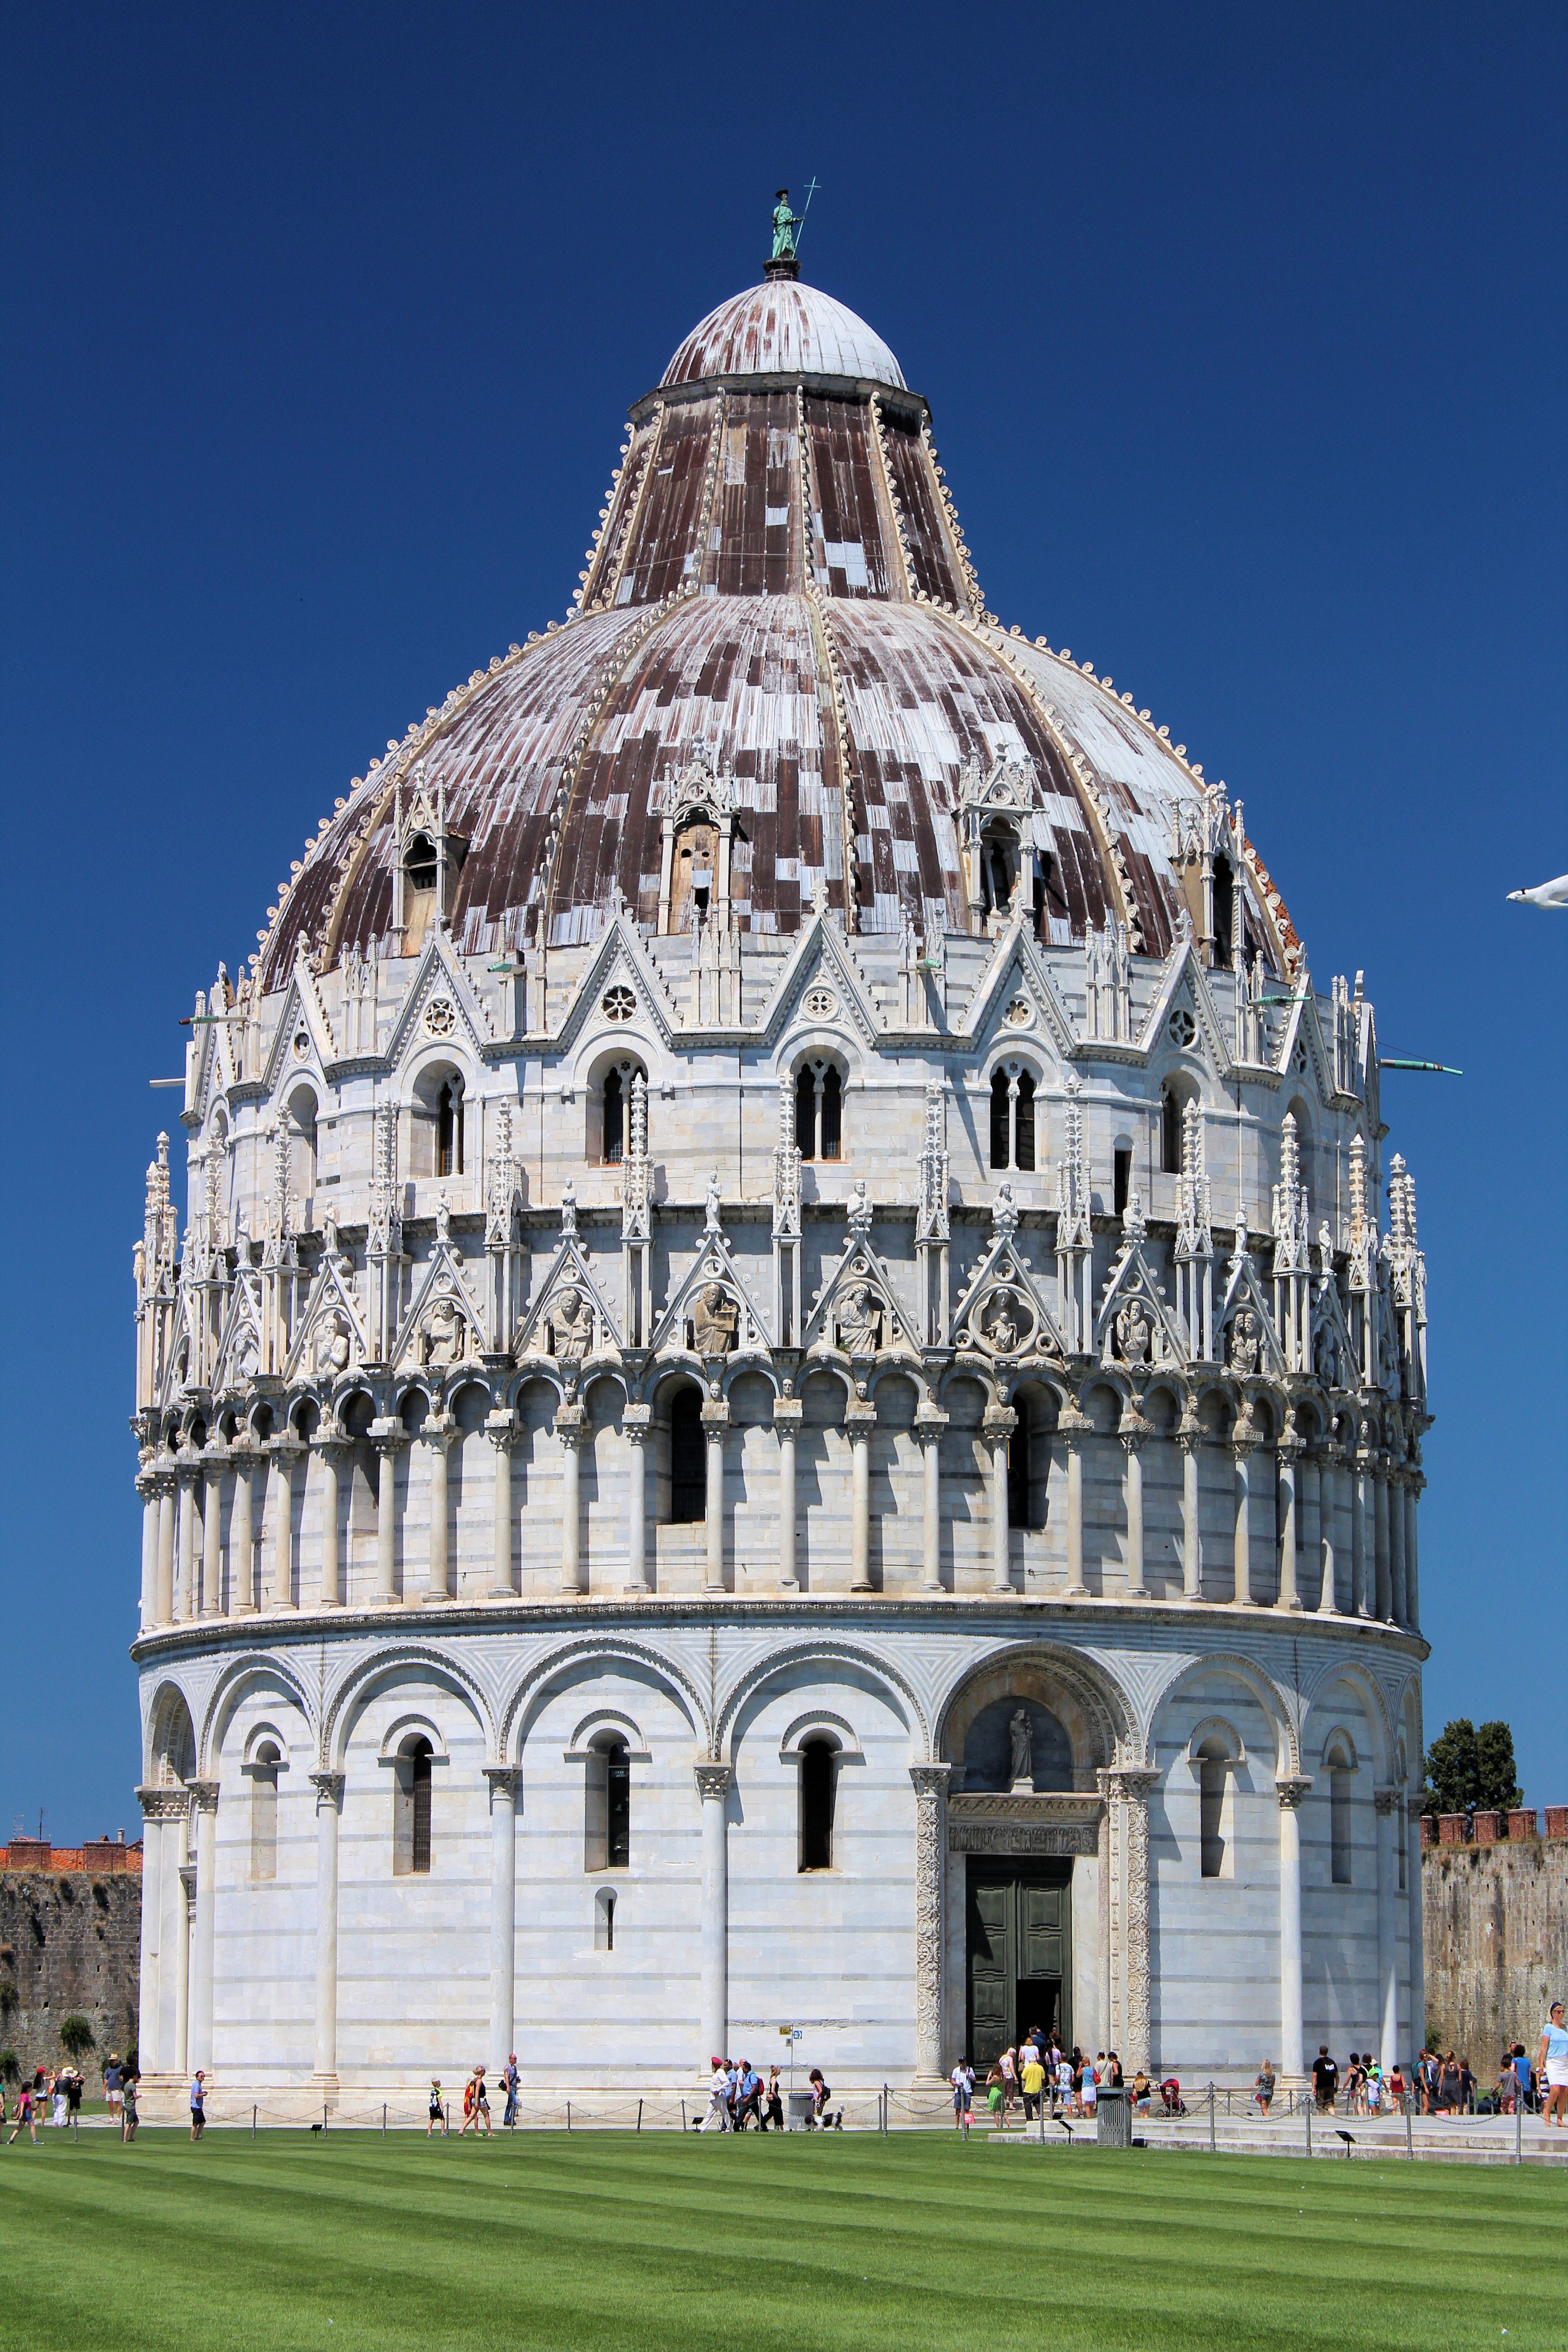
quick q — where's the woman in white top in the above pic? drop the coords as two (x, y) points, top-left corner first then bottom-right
(1538, 2001), (1568, 2126)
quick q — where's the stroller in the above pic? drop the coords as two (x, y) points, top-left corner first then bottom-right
(1159, 2077), (1188, 2117)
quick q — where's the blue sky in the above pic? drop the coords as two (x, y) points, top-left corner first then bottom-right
(3, 2), (1563, 1837)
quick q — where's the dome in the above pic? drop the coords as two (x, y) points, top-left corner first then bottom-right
(256, 271), (1298, 988)
(662, 278), (906, 389)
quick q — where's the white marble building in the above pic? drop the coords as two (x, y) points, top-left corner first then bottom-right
(131, 239), (1431, 2103)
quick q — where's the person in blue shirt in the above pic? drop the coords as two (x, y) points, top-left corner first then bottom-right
(735, 2062), (761, 2130)
(1537, 2001), (1568, 2127)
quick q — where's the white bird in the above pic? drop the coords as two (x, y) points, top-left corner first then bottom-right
(1507, 874), (1568, 907)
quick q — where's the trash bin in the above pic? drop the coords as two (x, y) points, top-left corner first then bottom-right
(787, 2090), (815, 2132)
(1095, 2087), (1131, 2148)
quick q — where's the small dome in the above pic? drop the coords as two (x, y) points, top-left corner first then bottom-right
(662, 279), (905, 390)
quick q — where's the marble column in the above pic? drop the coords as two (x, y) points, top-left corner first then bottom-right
(982, 1405), (1015, 1595)
(1276, 1775), (1311, 2081)
(696, 1762), (732, 2066)
(909, 1764), (951, 2081)
(1177, 1421), (1203, 1599)
(556, 1406), (585, 1595)
(173, 1854), (194, 2084)
(310, 1771), (344, 2083)
(484, 1768), (519, 2077)
(176, 1459), (199, 1622)
(368, 1424), (403, 1605)
(485, 1411), (516, 1598)
(156, 1466), (176, 1626)
(1373, 1463), (1392, 1622)
(1063, 1421), (1088, 1596)
(1106, 1769), (1157, 2073)
(1350, 1454), (1368, 1617)
(1374, 1786), (1400, 2064)
(201, 1457), (223, 1617)
(775, 1397), (802, 1591)
(848, 1401), (878, 1593)
(623, 1407), (652, 1593)
(135, 1787), (183, 2077)
(1276, 1433), (1301, 1610)
(916, 1407), (946, 1593)
(269, 1438), (300, 1610)
(230, 1448), (256, 1615)
(1299, 1452), (1320, 1611)
(1232, 1426), (1257, 1605)
(422, 1416), (455, 1602)
(1120, 1420), (1150, 1599)
(1405, 1475), (1422, 1631)
(137, 1476), (158, 1633)
(701, 1401), (728, 1595)
(1317, 1447), (1340, 1613)
(157, 1798), (188, 2075)
(189, 1781), (219, 2072)
(1406, 1795), (1425, 2058)
(314, 1437), (344, 1607)
(1388, 1469), (1408, 1627)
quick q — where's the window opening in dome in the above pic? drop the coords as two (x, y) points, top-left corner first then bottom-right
(1113, 1146), (1132, 1216)
(795, 1060), (843, 1162)
(796, 1065), (817, 1161)
(603, 1068), (624, 1165)
(407, 832), (438, 894)
(799, 1739), (836, 1872)
(437, 1080), (464, 1178)
(669, 1387), (706, 1524)
(1212, 855), (1235, 970)
(1161, 1084), (1183, 1176)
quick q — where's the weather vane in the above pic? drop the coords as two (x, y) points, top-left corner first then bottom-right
(767, 180), (818, 278)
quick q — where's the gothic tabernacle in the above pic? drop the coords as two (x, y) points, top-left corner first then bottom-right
(130, 207), (1430, 2104)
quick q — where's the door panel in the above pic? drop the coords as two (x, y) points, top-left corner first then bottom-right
(965, 1862), (1073, 2070)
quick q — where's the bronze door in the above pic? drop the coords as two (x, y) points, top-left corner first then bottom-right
(965, 1861), (1072, 2068)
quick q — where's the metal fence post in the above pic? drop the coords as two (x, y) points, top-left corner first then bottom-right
(1405, 2097), (1412, 2160)
(1305, 2095), (1311, 2158)
(1208, 2083), (1215, 2153)
(566, 2101), (571, 2133)
(1516, 2096), (1522, 2165)
(252, 2104), (257, 2139)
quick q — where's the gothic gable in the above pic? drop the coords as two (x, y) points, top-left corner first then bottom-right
(755, 911), (882, 1054)
(392, 1219), (488, 1377)
(950, 1231), (1069, 1363)
(286, 1248), (370, 1385)
(1137, 939), (1233, 1077)
(802, 1198), (920, 1361)
(956, 916), (1078, 1063)
(552, 911), (681, 1058)
(514, 1226), (625, 1374)
(382, 933), (494, 1073)
(1093, 1213), (1187, 1371)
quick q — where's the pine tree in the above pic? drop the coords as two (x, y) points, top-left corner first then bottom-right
(1475, 1721), (1521, 1813)
(1422, 1718), (1478, 1818)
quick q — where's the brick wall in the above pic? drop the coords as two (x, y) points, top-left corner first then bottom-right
(1421, 1813), (1568, 2060)
(0, 1871), (142, 2076)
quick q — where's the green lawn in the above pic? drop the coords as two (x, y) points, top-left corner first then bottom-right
(0, 2129), (1560, 2351)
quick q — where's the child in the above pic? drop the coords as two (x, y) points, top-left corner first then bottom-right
(428, 2078), (446, 2137)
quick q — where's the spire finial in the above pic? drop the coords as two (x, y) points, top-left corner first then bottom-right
(765, 181), (815, 280)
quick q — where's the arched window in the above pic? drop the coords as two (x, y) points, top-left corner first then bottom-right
(394, 1737), (433, 1876)
(990, 1066), (1037, 1173)
(1212, 855), (1235, 970)
(1328, 1749), (1352, 1885)
(585, 1736), (630, 1871)
(437, 1079), (464, 1177)
(1161, 1085), (1183, 1175)
(602, 1067), (625, 1165)
(799, 1739), (836, 1872)
(1198, 1737), (1229, 1878)
(669, 1387), (706, 1523)
(1113, 1145), (1132, 1215)
(284, 1085), (318, 1204)
(795, 1062), (843, 1162)
(250, 1742), (279, 1881)
(407, 831), (438, 894)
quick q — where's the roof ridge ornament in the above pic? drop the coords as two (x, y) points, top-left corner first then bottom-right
(765, 181), (816, 281)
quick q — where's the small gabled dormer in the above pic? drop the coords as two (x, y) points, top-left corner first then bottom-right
(390, 761), (468, 955)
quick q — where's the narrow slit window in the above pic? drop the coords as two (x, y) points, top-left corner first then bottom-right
(1161, 1087), (1182, 1175)
(819, 1067), (842, 1160)
(436, 1083), (464, 1178)
(1198, 1741), (1227, 1878)
(1330, 1763), (1352, 1885)
(1113, 1146), (1132, 1215)
(990, 1071), (1010, 1170)
(250, 1745), (279, 1882)
(602, 1067), (625, 1164)
(1015, 1071), (1036, 1172)
(799, 1740), (836, 1872)
(795, 1065), (817, 1161)
(606, 1741), (630, 1869)
(670, 1388), (706, 1523)
(394, 1737), (434, 1876)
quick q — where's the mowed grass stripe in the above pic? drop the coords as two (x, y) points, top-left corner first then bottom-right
(0, 2133), (1562, 2352)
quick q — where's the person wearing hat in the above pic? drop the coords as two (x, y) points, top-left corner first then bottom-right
(427, 2078), (446, 2137)
(700, 2057), (730, 2131)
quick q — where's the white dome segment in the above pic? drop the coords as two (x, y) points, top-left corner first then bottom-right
(662, 278), (906, 389)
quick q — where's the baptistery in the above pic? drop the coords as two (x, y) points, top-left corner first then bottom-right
(131, 223), (1431, 2106)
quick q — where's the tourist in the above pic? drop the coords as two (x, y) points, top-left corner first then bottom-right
(701, 2057), (730, 2131)
(1537, 2001), (1568, 2127)
(807, 2068), (839, 2129)
(735, 2059), (761, 2129)
(761, 2066), (784, 2132)
(461, 2066), (490, 2136)
(6, 2077), (37, 2145)
(1511, 2043), (1534, 2113)
(950, 2059), (975, 2135)
(1253, 2062), (1276, 2117)
(1344, 2053), (1364, 2116)
(64, 2067), (84, 2126)
(1055, 2050), (1074, 2117)
(49, 2069), (68, 2128)
(1387, 2062), (1408, 2111)
(999, 2044), (1018, 2125)
(103, 2054), (124, 2119)
(427, 2078), (446, 2137)
(121, 2069), (139, 2144)
(1436, 2052), (1462, 2114)
(1131, 2070), (1152, 2115)
(1311, 2046), (1338, 2114)
(1417, 2049), (1439, 2114)
(1365, 2064), (1382, 2116)
(1104, 2051), (1125, 2091)
(190, 2068), (206, 2140)
(1019, 2043), (1046, 2124)
(1079, 2056), (1098, 2121)
(501, 2053), (519, 2131)
(985, 2059), (1005, 2122)
(1457, 2057), (1475, 2114)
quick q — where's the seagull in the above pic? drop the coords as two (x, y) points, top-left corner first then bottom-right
(1508, 874), (1568, 907)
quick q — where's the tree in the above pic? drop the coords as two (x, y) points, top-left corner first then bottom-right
(0, 2049), (17, 2085)
(1475, 1721), (1522, 1813)
(58, 2014), (94, 2060)
(1422, 1718), (1521, 1818)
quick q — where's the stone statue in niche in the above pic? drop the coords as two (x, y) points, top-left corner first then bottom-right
(835, 1281), (883, 1357)
(1117, 1303), (1152, 1366)
(1313, 1315), (1341, 1389)
(233, 1325), (260, 1385)
(981, 1287), (1023, 1356)
(550, 1286), (594, 1367)
(1229, 1307), (1260, 1377)
(692, 1282), (738, 1357)
(313, 1310), (353, 1378)
(1009, 1708), (1034, 1790)
(419, 1293), (467, 1369)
